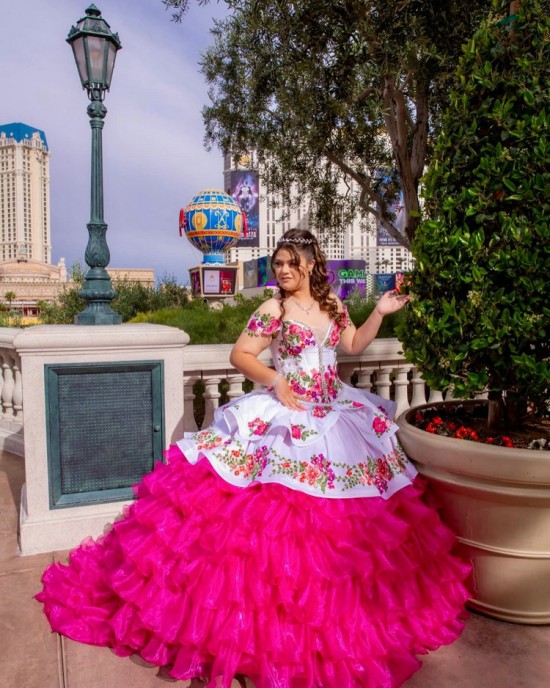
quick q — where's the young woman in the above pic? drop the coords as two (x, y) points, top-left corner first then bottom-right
(37, 229), (470, 688)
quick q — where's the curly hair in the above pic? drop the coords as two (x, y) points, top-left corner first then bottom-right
(271, 228), (344, 326)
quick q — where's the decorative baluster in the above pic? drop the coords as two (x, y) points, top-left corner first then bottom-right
(356, 367), (375, 393)
(410, 367), (428, 407)
(183, 375), (199, 433)
(375, 367), (392, 400)
(2, 354), (15, 420)
(394, 365), (412, 417)
(202, 375), (221, 428)
(339, 363), (355, 385)
(428, 389), (444, 403)
(12, 355), (23, 422)
(0, 354), (4, 412)
(227, 374), (245, 401)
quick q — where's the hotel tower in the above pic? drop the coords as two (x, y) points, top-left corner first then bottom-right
(0, 123), (51, 264)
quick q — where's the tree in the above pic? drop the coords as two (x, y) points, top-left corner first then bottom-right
(4, 291), (16, 308)
(164, 0), (493, 247)
(398, 0), (550, 429)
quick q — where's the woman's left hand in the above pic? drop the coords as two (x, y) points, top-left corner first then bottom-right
(374, 290), (410, 316)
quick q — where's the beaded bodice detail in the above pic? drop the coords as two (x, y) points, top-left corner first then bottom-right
(245, 308), (350, 404)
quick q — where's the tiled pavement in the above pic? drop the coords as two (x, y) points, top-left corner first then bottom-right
(1, 449), (549, 688)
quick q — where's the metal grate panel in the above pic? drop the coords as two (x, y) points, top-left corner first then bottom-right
(45, 361), (164, 508)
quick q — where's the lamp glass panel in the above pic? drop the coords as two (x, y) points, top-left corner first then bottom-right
(71, 36), (88, 86)
(87, 35), (107, 84)
(105, 42), (117, 87)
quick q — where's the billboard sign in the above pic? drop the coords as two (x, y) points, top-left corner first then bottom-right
(231, 170), (260, 248)
(257, 256), (276, 287)
(375, 274), (396, 293)
(188, 266), (238, 297)
(243, 259), (259, 289)
(202, 267), (237, 296)
(375, 174), (404, 246)
(327, 260), (367, 299)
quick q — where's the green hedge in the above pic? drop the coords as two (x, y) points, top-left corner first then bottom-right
(399, 1), (550, 414)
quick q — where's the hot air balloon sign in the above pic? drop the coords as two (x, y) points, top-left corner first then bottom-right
(181, 189), (247, 298)
(179, 189), (247, 265)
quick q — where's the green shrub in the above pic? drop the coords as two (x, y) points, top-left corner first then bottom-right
(399, 1), (550, 427)
(133, 289), (402, 344)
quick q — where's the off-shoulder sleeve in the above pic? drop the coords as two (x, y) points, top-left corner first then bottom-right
(244, 310), (281, 337)
(339, 304), (352, 330)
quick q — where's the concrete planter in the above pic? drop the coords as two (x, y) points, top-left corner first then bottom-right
(398, 401), (550, 625)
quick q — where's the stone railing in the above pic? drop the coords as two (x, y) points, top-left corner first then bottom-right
(182, 338), (441, 431)
(0, 329), (443, 455)
(0, 328), (24, 455)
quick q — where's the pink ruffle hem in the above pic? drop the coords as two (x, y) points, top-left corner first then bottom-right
(36, 446), (471, 688)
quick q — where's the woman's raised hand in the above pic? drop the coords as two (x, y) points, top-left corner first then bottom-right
(374, 290), (410, 316)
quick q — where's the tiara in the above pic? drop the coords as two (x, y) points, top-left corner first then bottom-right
(277, 236), (315, 246)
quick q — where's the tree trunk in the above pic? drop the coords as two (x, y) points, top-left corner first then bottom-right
(487, 392), (505, 432)
(504, 393), (525, 430)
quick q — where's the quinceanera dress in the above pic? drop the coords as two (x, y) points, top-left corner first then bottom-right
(37, 307), (470, 688)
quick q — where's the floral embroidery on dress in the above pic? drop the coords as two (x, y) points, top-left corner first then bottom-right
(340, 306), (351, 329)
(278, 321), (316, 358)
(205, 433), (410, 495)
(312, 405), (332, 418)
(327, 323), (341, 347)
(248, 417), (270, 436)
(338, 399), (365, 409)
(271, 449), (336, 493)
(287, 365), (343, 403)
(372, 413), (392, 437)
(290, 423), (318, 441)
(214, 440), (269, 480)
(333, 446), (409, 495)
(246, 311), (281, 337)
(194, 429), (226, 451)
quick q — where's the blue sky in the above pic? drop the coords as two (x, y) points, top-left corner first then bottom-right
(1, 0), (230, 283)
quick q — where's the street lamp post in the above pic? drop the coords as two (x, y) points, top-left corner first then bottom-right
(67, 4), (122, 324)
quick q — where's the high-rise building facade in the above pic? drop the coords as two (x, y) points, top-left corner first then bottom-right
(0, 123), (51, 264)
(223, 152), (414, 273)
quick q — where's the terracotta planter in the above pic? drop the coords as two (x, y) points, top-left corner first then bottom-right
(398, 401), (550, 625)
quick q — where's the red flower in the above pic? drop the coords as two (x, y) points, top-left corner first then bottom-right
(455, 426), (469, 439)
(433, 416), (444, 425)
(426, 422), (438, 434)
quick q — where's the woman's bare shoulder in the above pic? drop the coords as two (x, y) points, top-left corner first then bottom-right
(253, 296), (283, 317)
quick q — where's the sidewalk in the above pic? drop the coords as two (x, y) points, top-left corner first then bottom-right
(1, 448), (549, 688)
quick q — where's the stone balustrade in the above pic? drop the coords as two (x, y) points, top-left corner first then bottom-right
(0, 327), (24, 455)
(183, 337), (435, 431)
(0, 328), (440, 455)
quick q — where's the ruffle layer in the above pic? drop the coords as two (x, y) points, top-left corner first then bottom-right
(221, 387), (398, 447)
(37, 448), (470, 688)
(178, 387), (416, 500)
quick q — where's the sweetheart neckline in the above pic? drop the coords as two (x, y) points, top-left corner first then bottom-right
(280, 318), (335, 346)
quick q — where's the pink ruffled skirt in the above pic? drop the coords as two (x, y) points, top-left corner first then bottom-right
(37, 446), (470, 688)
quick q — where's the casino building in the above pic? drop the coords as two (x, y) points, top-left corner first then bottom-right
(223, 151), (415, 276)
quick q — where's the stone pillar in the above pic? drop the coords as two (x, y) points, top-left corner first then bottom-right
(14, 323), (188, 555)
